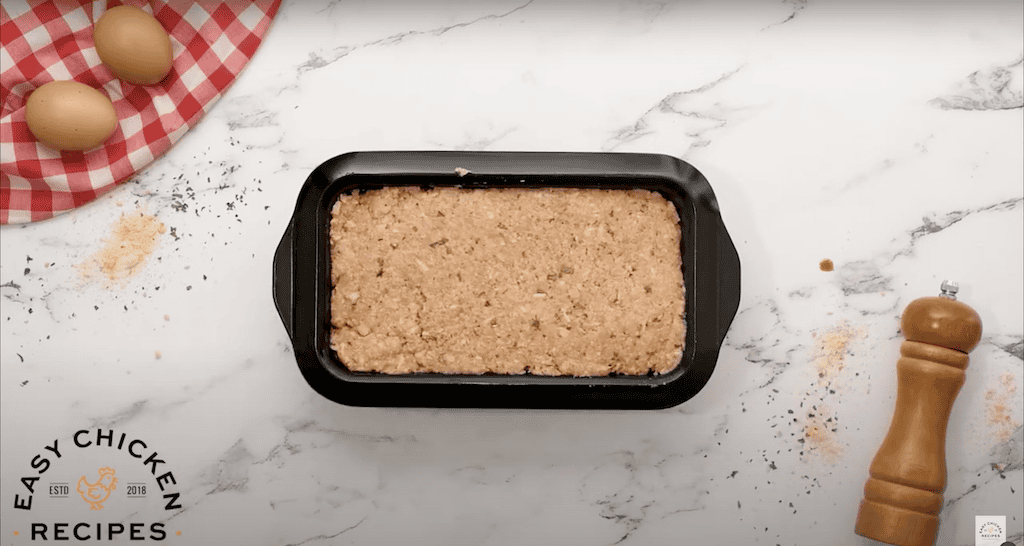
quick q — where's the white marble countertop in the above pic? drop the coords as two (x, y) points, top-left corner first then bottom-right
(2, 1), (1022, 544)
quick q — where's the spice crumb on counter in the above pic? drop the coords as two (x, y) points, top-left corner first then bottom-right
(792, 321), (866, 462)
(75, 207), (166, 285)
(814, 321), (866, 384)
(985, 372), (1020, 442)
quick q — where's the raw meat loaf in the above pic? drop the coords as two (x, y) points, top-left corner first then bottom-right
(329, 187), (685, 375)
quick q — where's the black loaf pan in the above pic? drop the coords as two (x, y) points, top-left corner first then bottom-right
(273, 151), (741, 409)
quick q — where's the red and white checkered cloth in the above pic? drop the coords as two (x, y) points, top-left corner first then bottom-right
(0, 0), (281, 224)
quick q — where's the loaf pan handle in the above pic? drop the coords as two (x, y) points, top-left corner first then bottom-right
(716, 225), (741, 345)
(272, 221), (295, 338)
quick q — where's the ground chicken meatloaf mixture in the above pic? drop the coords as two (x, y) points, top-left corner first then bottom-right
(329, 187), (685, 376)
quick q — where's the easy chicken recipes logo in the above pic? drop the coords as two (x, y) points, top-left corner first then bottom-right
(11, 428), (184, 541)
(975, 515), (1009, 546)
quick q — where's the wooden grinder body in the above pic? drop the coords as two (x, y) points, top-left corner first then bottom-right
(854, 294), (982, 546)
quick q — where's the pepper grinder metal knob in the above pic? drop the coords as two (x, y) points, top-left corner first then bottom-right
(854, 281), (983, 546)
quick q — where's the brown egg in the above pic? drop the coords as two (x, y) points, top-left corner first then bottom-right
(25, 81), (118, 151)
(94, 5), (173, 85)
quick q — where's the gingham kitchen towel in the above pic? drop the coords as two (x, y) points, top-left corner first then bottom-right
(0, 0), (281, 224)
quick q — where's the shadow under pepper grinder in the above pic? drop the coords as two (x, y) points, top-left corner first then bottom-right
(855, 281), (983, 546)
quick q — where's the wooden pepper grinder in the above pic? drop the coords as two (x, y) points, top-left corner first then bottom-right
(855, 281), (983, 546)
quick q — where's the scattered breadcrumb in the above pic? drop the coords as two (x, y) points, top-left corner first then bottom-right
(454, 167), (470, 177)
(803, 405), (842, 463)
(799, 321), (866, 463)
(163, 314), (170, 321)
(76, 207), (165, 285)
(813, 321), (866, 386)
(985, 373), (1020, 443)
(154, 351), (162, 359)
(819, 259), (834, 272)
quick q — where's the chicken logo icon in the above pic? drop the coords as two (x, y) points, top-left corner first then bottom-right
(77, 467), (118, 510)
